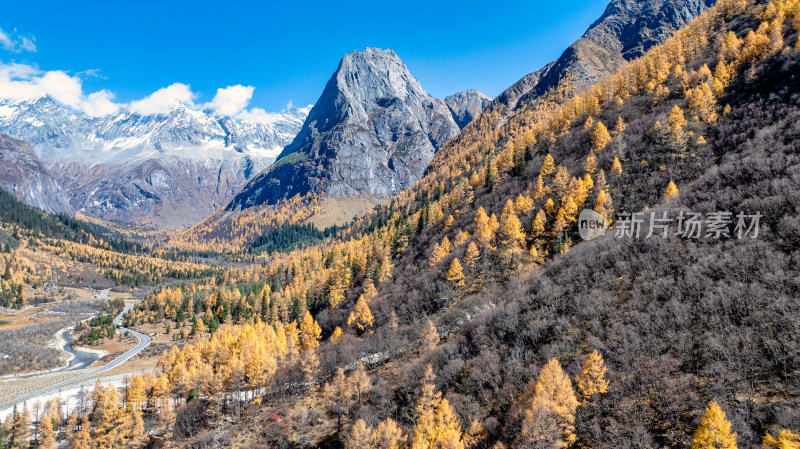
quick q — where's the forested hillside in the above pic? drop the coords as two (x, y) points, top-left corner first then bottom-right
(5, 0), (800, 447)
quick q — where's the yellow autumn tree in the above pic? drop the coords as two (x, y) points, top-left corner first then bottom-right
(576, 350), (610, 403)
(474, 207), (495, 246)
(611, 157), (623, 175)
(347, 294), (375, 332)
(687, 82), (718, 123)
(521, 358), (580, 448)
(530, 209), (547, 240)
(591, 121), (612, 152)
(594, 190), (614, 225)
(665, 180), (679, 199)
(429, 237), (453, 269)
(584, 154), (597, 175)
(412, 366), (464, 449)
(464, 242), (480, 267)
(373, 418), (405, 449)
(446, 258), (466, 286)
(613, 115), (627, 136)
(668, 105), (688, 149)
(351, 363), (372, 405)
(540, 154), (556, 176)
(499, 200), (526, 247)
(345, 420), (373, 449)
(763, 428), (800, 449)
(298, 310), (322, 351)
(330, 326), (343, 343)
(691, 401), (738, 449)
(38, 413), (57, 449)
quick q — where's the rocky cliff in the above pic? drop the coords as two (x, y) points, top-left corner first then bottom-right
(0, 134), (72, 214)
(229, 48), (461, 210)
(445, 89), (492, 128)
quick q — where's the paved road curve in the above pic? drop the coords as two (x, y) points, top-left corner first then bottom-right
(0, 295), (151, 410)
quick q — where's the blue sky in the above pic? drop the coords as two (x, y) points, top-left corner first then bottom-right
(1, 0), (609, 116)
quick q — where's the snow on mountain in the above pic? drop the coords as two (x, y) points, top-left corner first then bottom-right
(0, 97), (311, 228)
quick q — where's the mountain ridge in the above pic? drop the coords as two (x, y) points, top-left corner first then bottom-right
(227, 47), (464, 211)
(0, 97), (311, 228)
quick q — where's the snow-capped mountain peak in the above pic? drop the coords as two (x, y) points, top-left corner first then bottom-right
(0, 97), (311, 228)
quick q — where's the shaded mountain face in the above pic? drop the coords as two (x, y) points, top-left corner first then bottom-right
(0, 134), (72, 214)
(0, 97), (310, 228)
(228, 48), (461, 210)
(445, 89), (492, 128)
(497, 0), (716, 110)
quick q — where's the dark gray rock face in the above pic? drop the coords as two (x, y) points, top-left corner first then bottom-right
(497, 0), (716, 110)
(230, 48), (461, 210)
(0, 134), (72, 214)
(445, 89), (492, 128)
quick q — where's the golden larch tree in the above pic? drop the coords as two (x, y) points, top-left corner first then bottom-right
(576, 350), (610, 402)
(540, 154), (556, 176)
(691, 401), (738, 449)
(584, 154), (597, 175)
(37, 413), (57, 449)
(446, 258), (466, 286)
(330, 326), (343, 343)
(763, 428), (800, 449)
(411, 366), (464, 449)
(531, 209), (547, 240)
(611, 157), (623, 175)
(665, 180), (679, 199)
(594, 190), (614, 225)
(345, 419), (373, 449)
(530, 358), (580, 448)
(613, 115), (627, 136)
(464, 242), (480, 267)
(499, 200), (526, 247)
(373, 418), (405, 449)
(298, 310), (322, 351)
(351, 363), (372, 405)
(668, 105), (688, 149)
(591, 121), (612, 152)
(347, 294), (375, 332)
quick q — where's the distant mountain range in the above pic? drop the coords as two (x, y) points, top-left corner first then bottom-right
(0, 97), (310, 228)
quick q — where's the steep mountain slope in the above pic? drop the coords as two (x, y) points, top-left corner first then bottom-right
(496, 0), (716, 111)
(445, 89), (492, 128)
(0, 97), (310, 228)
(175, 0), (800, 446)
(228, 48), (461, 210)
(0, 134), (71, 214)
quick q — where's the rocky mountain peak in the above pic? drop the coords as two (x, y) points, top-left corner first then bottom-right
(445, 89), (492, 128)
(228, 47), (461, 210)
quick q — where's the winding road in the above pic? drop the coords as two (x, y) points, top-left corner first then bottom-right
(0, 292), (151, 410)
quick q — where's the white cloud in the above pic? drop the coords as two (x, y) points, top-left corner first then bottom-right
(0, 27), (36, 53)
(83, 90), (121, 117)
(0, 60), (290, 121)
(127, 83), (196, 115)
(205, 84), (254, 117)
(285, 99), (293, 110)
(236, 107), (281, 123)
(0, 63), (82, 110)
